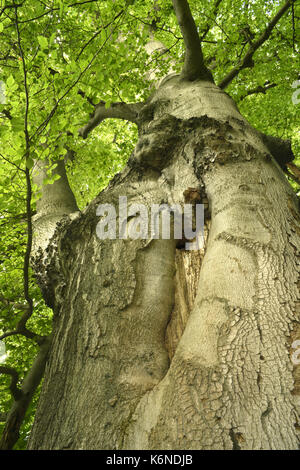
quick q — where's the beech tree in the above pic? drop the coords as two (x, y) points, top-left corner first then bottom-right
(0, 0), (299, 450)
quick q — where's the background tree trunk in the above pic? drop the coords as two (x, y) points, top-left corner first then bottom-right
(28, 78), (300, 450)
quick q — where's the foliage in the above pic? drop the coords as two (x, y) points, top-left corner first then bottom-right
(0, 0), (299, 449)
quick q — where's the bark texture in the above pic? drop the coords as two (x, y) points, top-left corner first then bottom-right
(32, 158), (79, 253)
(28, 77), (300, 450)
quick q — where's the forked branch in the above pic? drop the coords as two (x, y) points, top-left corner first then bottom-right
(218, 0), (296, 89)
(172, 0), (214, 81)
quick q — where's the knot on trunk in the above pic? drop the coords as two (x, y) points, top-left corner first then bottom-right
(31, 214), (77, 312)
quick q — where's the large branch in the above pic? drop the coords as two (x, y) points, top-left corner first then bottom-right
(218, 0), (295, 89)
(78, 101), (143, 139)
(0, 366), (22, 401)
(0, 335), (52, 450)
(171, 0), (213, 81)
(239, 82), (277, 101)
(32, 156), (79, 253)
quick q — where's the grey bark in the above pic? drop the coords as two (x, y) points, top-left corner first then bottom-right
(32, 157), (79, 253)
(28, 77), (300, 450)
(171, 0), (213, 81)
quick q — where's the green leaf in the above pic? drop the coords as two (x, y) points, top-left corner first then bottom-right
(37, 36), (48, 50)
(59, 0), (64, 18)
(6, 75), (15, 88)
(11, 117), (24, 132)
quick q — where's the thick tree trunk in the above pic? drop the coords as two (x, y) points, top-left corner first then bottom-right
(28, 78), (300, 450)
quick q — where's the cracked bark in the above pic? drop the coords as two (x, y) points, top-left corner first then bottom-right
(28, 77), (300, 450)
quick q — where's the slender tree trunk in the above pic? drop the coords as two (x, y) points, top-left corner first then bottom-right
(28, 78), (300, 450)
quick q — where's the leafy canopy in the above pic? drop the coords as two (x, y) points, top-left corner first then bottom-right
(0, 0), (299, 449)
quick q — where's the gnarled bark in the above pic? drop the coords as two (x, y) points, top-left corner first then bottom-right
(28, 78), (300, 450)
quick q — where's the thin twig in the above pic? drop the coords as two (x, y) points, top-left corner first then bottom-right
(18, 0), (101, 23)
(199, 0), (226, 41)
(127, 12), (182, 40)
(29, 13), (125, 142)
(0, 152), (25, 172)
(239, 82), (277, 101)
(0, 2), (24, 18)
(76, 9), (124, 60)
(14, 4), (34, 333)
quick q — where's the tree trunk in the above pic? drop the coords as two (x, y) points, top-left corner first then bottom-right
(28, 77), (300, 450)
